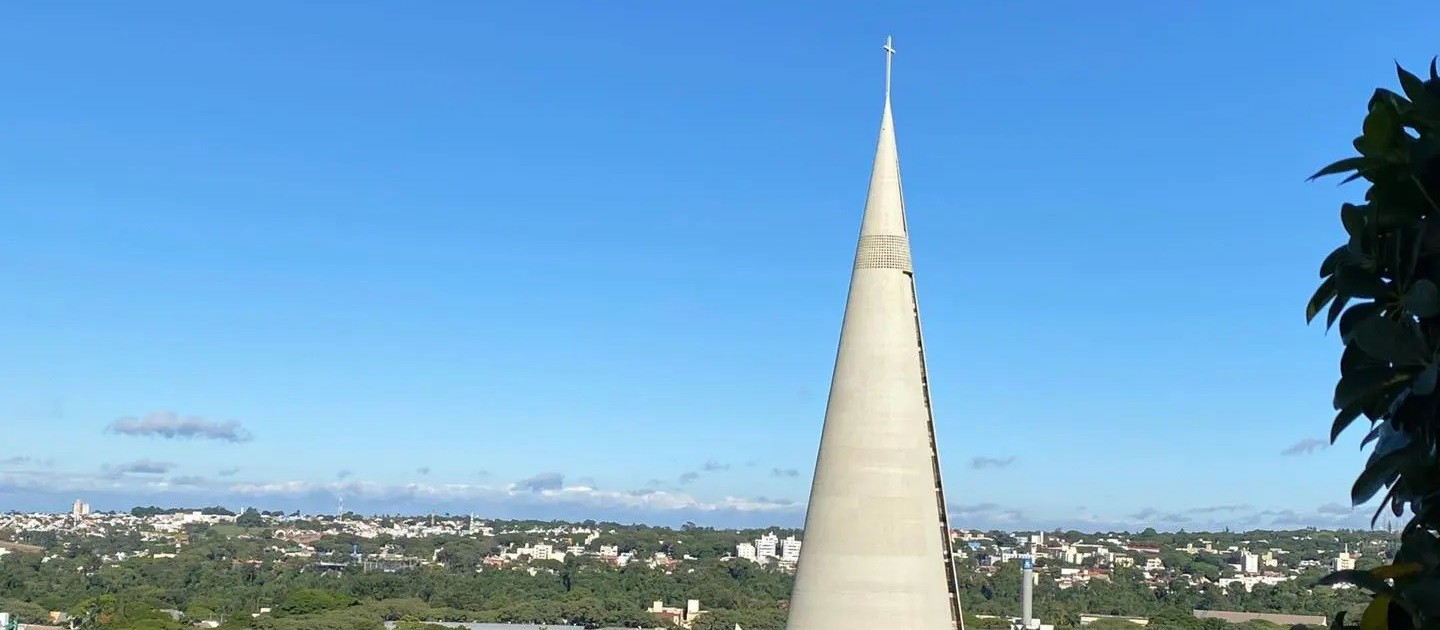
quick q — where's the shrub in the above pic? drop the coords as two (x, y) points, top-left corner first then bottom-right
(1308, 59), (1440, 630)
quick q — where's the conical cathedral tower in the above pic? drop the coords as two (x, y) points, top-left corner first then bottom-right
(785, 38), (963, 630)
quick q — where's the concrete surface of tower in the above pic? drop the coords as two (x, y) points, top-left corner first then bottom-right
(783, 37), (964, 630)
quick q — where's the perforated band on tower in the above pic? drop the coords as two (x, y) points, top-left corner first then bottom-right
(854, 234), (912, 271)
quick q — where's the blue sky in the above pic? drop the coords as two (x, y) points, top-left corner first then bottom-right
(1, 1), (1436, 530)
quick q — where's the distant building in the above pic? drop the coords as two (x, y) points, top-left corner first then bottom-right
(1335, 547), (1356, 571)
(756, 532), (778, 558)
(735, 532), (800, 566)
(735, 542), (757, 562)
(1240, 551), (1260, 575)
(70, 500), (90, 517)
(780, 536), (802, 563)
(648, 599), (706, 628)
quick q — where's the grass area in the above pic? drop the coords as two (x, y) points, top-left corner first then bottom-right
(0, 540), (44, 554)
(210, 524), (262, 538)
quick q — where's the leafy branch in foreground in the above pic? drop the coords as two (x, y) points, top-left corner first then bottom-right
(1308, 58), (1440, 630)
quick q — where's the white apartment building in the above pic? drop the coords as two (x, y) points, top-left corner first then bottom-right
(780, 536), (802, 563)
(1241, 552), (1260, 575)
(757, 532), (779, 558)
(736, 542), (757, 562)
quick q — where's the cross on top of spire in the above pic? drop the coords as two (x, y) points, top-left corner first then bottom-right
(883, 36), (896, 98)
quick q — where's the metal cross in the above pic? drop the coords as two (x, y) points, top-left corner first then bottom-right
(883, 36), (896, 97)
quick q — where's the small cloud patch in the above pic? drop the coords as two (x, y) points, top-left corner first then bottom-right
(1281, 438), (1326, 456)
(970, 456), (1016, 470)
(511, 472), (565, 493)
(108, 411), (253, 443)
(105, 459), (176, 476)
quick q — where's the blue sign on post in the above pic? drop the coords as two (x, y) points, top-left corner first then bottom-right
(1021, 557), (1033, 570)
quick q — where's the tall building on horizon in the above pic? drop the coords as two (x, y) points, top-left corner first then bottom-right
(785, 37), (964, 630)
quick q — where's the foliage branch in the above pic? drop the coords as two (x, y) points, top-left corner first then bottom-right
(1308, 58), (1440, 630)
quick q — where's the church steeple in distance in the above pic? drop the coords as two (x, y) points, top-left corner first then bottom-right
(784, 37), (965, 630)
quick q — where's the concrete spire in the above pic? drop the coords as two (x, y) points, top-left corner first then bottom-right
(786, 38), (964, 630)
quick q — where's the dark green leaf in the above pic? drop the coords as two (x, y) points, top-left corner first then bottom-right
(1339, 171), (1369, 185)
(1363, 384), (1408, 422)
(1371, 483), (1400, 526)
(1338, 300), (1384, 341)
(1341, 203), (1368, 237)
(1327, 293), (1351, 330)
(1413, 364), (1438, 396)
(1400, 523), (1440, 567)
(1355, 134), (1379, 158)
(1310, 157), (1372, 181)
(1407, 225), (1426, 283)
(1389, 483), (1406, 518)
(1370, 421), (1413, 458)
(1397, 579), (1440, 620)
(1397, 62), (1440, 112)
(1370, 87), (1406, 111)
(1307, 276), (1337, 323)
(1407, 136), (1440, 177)
(1332, 400), (1369, 444)
(1431, 57), (1438, 81)
(1363, 100), (1399, 149)
(1351, 315), (1428, 364)
(1361, 424), (1383, 449)
(1352, 448), (1408, 505)
(1320, 245), (1349, 278)
(1399, 62), (1434, 103)
(1334, 265), (1390, 300)
(1316, 569), (1393, 594)
(1368, 177), (1429, 212)
(1405, 279), (1440, 317)
(1342, 342), (1385, 373)
(1330, 610), (1347, 630)
(1334, 365), (1398, 411)
(1376, 200), (1424, 229)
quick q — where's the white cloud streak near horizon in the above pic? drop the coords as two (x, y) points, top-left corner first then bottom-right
(0, 465), (1388, 532)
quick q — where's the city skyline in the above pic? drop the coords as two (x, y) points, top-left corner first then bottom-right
(3, 2), (1437, 532)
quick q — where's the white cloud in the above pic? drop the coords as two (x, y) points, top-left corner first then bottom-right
(510, 472), (564, 493)
(949, 502), (1029, 527)
(108, 411), (253, 443)
(104, 459), (176, 476)
(1281, 438), (1327, 456)
(0, 456), (54, 469)
(969, 456), (1016, 470)
(0, 466), (1390, 532)
(224, 477), (798, 515)
(1129, 507), (1191, 524)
